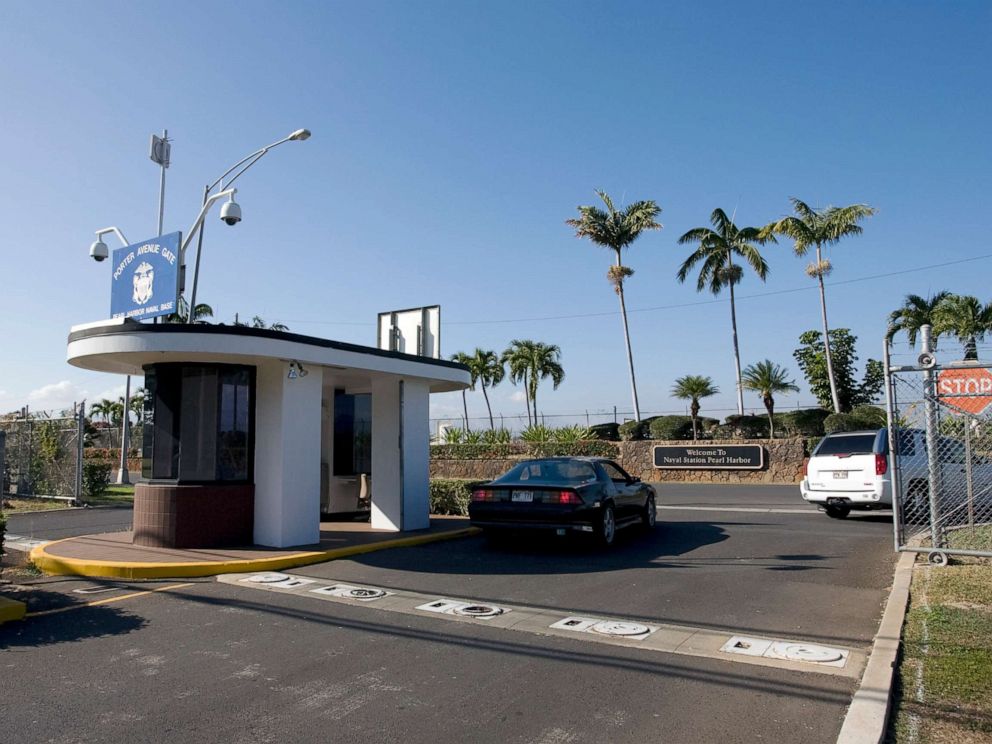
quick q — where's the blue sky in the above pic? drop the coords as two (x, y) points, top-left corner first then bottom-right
(1, 1), (990, 427)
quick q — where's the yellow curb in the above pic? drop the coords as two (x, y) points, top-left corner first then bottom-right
(29, 527), (482, 580)
(0, 595), (27, 624)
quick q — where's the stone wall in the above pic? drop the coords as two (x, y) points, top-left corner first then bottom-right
(430, 437), (806, 484)
(617, 438), (805, 484)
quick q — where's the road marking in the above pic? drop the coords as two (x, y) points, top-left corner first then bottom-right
(657, 505), (821, 514)
(218, 573), (866, 678)
(4, 534), (51, 551)
(25, 583), (194, 617)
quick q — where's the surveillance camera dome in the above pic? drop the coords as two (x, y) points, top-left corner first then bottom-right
(220, 199), (242, 226)
(90, 240), (109, 262)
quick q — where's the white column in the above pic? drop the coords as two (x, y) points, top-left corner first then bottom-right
(253, 361), (324, 547)
(370, 377), (431, 531)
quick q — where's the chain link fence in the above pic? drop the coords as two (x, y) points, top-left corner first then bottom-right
(0, 408), (85, 500)
(886, 354), (992, 564)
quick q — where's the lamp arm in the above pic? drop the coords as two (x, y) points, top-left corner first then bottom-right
(179, 188), (236, 262)
(206, 134), (295, 193)
(95, 226), (131, 247)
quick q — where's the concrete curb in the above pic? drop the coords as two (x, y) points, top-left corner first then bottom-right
(0, 595), (28, 625)
(29, 527), (481, 580)
(836, 548), (917, 744)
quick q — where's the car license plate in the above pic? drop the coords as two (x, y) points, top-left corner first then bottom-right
(512, 490), (534, 502)
(832, 471), (848, 479)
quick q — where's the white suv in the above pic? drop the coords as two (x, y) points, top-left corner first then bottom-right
(800, 428), (975, 519)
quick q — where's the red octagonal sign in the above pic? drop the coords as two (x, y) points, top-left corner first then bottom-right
(937, 367), (992, 415)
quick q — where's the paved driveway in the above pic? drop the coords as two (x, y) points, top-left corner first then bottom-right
(1, 485), (897, 743)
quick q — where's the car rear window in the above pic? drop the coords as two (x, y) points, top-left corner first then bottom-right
(494, 460), (597, 484)
(814, 434), (878, 457)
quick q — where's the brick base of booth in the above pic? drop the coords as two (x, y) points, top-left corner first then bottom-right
(134, 483), (254, 548)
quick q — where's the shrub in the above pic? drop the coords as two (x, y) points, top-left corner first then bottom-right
(823, 406), (887, 434)
(481, 428), (512, 444)
(586, 423), (619, 441)
(778, 408), (831, 437)
(527, 441), (620, 458)
(520, 424), (554, 443)
(429, 479), (487, 516)
(551, 425), (592, 444)
(82, 461), (112, 499)
(462, 430), (484, 444)
(850, 405), (887, 428)
(648, 416), (693, 440)
(618, 416), (661, 441)
(442, 427), (464, 444)
(430, 443), (520, 460)
(723, 414), (771, 438)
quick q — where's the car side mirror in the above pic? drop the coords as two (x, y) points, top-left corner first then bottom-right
(630, 476), (641, 484)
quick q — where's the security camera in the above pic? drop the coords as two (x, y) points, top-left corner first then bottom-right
(89, 239), (109, 262)
(220, 199), (242, 226)
(918, 352), (937, 369)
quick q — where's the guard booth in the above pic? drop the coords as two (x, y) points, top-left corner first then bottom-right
(67, 317), (468, 549)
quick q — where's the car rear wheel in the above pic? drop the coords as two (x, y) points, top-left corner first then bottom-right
(598, 504), (616, 547)
(641, 495), (657, 529)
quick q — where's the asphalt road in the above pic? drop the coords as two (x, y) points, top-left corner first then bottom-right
(1, 485), (897, 743)
(4, 505), (133, 540)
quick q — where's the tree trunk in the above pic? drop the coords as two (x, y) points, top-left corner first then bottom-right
(728, 261), (744, 417)
(523, 370), (532, 427)
(481, 384), (494, 430)
(461, 390), (469, 431)
(765, 395), (775, 439)
(615, 250), (642, 422)
(965, 335), (978, 360)
(816, 243), (842, 413)
(531, 374), (539, 428)
(690, 401), (700, 441)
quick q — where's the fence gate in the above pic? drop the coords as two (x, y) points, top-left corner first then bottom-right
(885, 355), (992, 564)
(0, 408), (85, 501)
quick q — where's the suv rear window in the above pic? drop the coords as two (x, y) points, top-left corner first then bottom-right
(814, 433), (878, 456)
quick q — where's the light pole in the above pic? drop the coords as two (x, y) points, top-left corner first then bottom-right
(186, 128), (311, 317)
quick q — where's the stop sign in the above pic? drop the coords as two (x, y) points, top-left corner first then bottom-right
(937, 367), (992, 415)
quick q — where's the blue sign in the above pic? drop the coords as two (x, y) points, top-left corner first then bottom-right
(110, 231), (182, 321)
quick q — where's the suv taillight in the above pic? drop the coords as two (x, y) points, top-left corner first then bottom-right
(875, 454), (887, 476)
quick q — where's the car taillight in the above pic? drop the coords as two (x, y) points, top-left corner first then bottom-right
(554, 491), (582, 505)
(875, 454), (887, 476)
(803, 459), (809, 477)
(472, 489), (494, 502)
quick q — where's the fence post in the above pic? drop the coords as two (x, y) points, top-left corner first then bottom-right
(965, 420), (975, 527)
(883, 337), (904, 553)
(0, 429), (6, 498)
(75, 402), (85, 505)
(920, 326), (943, 549)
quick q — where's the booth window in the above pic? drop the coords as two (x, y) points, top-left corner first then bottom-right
(333, 390), (371, 476)
(143, 364), (254, 483)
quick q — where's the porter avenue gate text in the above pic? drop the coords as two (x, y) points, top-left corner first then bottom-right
(653, 445), (765, 470)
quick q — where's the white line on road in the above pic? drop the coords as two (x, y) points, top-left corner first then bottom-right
(657, 505), (821, 514)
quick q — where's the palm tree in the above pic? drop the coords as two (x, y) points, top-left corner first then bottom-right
(90, 399), (116, 425)
(677, 208), (773, 417)
(567, 191), (662, 422)
(466, 348), (505, 430)
(768, 198), (876, 413)
(886, 292), (950, 349)
(934, 294), (992, 360)
(670, 375), (719, 440)
(450, 351), (477, 429)
(740, 360), (799, 439)
(502, 340), (564, 426)
(166, 299), (213, 324)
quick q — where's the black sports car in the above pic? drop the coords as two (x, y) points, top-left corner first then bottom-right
(468, 457), (657, 546)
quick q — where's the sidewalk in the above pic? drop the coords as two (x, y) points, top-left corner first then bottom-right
(30, 517), (478, 580)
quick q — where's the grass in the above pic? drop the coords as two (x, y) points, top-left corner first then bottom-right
(1, 484), (134, 513)
(888, 560), (992, 742)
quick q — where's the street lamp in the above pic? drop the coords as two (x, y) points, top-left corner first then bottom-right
(186, 128), (311, 314)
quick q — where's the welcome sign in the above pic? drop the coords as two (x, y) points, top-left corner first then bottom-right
(110, 231), (181, 320)
(653, 444), (765, 470)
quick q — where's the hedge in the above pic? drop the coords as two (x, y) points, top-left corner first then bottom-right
(430, 440), (619, 459)
(823, 406), (887, 434)
(778, 408), (831, 437)
(587, 423), (620, 441)
(619, 416), (662, 441)
(429, 479), (487, 516)
(526, 441), (620, 458)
